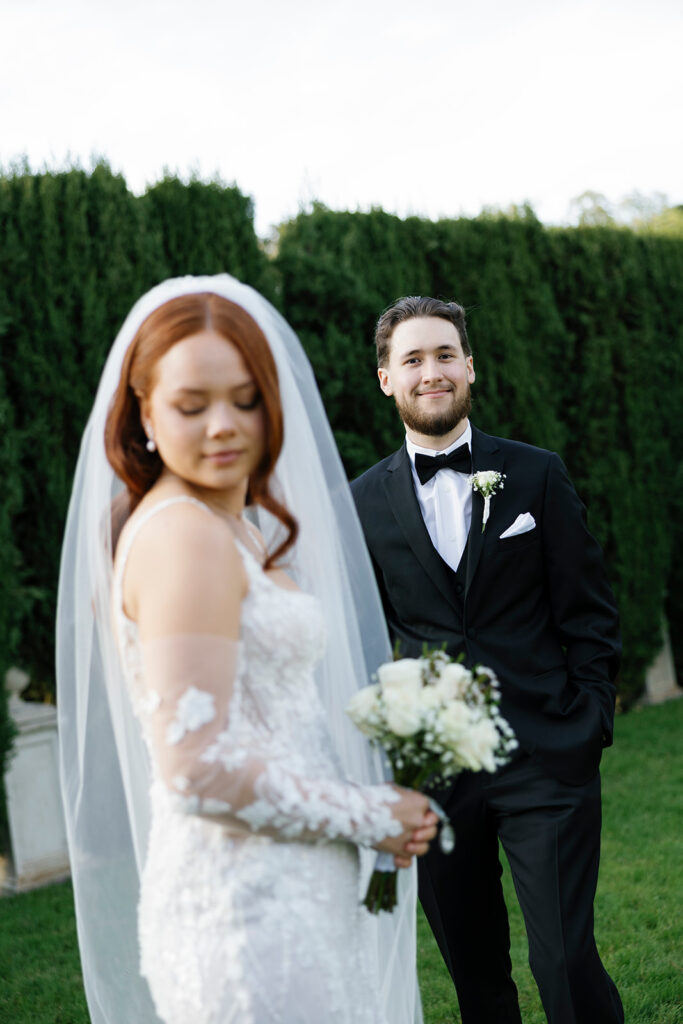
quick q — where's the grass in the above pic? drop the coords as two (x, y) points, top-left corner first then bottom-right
(1, 700), (681, 1023)
(0, 879), (87, 1024)
(417, 698), (683, 1023)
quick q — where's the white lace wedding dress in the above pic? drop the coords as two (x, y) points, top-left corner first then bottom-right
(113, 497), (401, 1024)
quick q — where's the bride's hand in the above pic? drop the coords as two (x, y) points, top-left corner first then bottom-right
(374, 786), (439, 863)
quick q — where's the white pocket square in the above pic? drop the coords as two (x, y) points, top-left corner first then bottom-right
(499, 513), (536, 539)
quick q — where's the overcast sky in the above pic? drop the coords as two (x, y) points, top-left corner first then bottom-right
(1, 0), (681, 236)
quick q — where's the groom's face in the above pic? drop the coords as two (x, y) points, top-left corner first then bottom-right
(378, 317), (475, 441)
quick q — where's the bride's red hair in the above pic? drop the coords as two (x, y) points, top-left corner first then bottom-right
(105, 292), (298, 568)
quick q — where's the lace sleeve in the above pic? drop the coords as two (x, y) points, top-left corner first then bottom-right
(141, 635), (401, 847)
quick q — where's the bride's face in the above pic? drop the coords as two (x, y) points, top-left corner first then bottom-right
(141, 328), (266, 500)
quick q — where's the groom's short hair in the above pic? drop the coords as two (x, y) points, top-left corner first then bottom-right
(375, 296), (471, 366)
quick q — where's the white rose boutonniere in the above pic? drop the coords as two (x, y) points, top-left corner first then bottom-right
(470, 470), (506, 532)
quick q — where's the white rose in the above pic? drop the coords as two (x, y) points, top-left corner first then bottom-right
(383, 688), (423, 737)
(377, 658), (424, 697)
(433, 662), (471, 702)
(457, 718), (499, 772)
(438, 700), (470, 743)
(346, 684), (382, 735)
(418, 686), (441, 711)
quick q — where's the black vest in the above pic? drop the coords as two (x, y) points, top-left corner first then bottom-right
(436, 532), (469, 619)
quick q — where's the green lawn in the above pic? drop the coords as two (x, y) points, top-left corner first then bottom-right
(417, 699), (683, 1023)
(2, 700), (682, 1023)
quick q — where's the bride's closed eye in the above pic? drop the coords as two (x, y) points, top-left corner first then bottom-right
(235, 394), (261, 411)
(176, 395), (260, 415)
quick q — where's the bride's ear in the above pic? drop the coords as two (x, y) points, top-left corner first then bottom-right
(136, 391), (153, 436)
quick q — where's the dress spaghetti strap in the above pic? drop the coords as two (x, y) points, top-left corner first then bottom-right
(113, 495), (215, 616)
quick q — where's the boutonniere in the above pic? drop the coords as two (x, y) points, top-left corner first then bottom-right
(470, 471), (506, 532)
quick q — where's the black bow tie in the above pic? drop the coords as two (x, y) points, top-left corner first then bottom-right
(414, 444), (472, 485)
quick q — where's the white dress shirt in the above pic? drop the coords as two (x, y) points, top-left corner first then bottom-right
(406, 422), (473, 572)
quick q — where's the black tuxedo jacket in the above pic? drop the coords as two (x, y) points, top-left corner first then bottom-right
(351, 426), (621, 785)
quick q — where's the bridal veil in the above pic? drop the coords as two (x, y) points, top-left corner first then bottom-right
(56, 274), (422, 1024)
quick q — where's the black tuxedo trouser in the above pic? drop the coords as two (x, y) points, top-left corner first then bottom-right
(418, 754), (624, 1024)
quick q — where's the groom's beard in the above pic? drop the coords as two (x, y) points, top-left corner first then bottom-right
(394, 383), (472, 437)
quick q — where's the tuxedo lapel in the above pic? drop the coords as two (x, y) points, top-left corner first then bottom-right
(382, 446), (462, 613)
(465, 429), (505, 595)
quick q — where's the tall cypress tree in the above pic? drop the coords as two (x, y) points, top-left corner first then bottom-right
(141, 175), (275, 299)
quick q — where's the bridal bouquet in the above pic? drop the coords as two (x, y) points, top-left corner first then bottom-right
(347, 647), (517, 912)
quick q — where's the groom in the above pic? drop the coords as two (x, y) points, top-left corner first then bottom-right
(351, 296), (624, 1023)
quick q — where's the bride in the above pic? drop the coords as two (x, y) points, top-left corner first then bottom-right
(57, 275), (436, 1024)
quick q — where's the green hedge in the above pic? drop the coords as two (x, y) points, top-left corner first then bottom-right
(0, 174), (680, 783)
(140, 174), (278, 299)
(0, 366), (21, 840)
(0, 165), (270, 702)
(1, 165), (154, 694)
(275, 205), (683, 706)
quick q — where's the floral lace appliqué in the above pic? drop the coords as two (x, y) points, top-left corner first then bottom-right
(166, 686), (216, 745)
(235, 764), (402, 847)
(140, 689), (161, 715)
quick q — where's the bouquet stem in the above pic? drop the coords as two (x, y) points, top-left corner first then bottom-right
(362, 797), (453, 914)
(362, 866), (398, 913)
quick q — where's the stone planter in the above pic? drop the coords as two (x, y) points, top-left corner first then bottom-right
(2, 668), (70, 892)
(643, 619), (682, 706)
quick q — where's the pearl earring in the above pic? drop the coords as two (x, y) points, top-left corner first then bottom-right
(145, 432), (156, 453)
